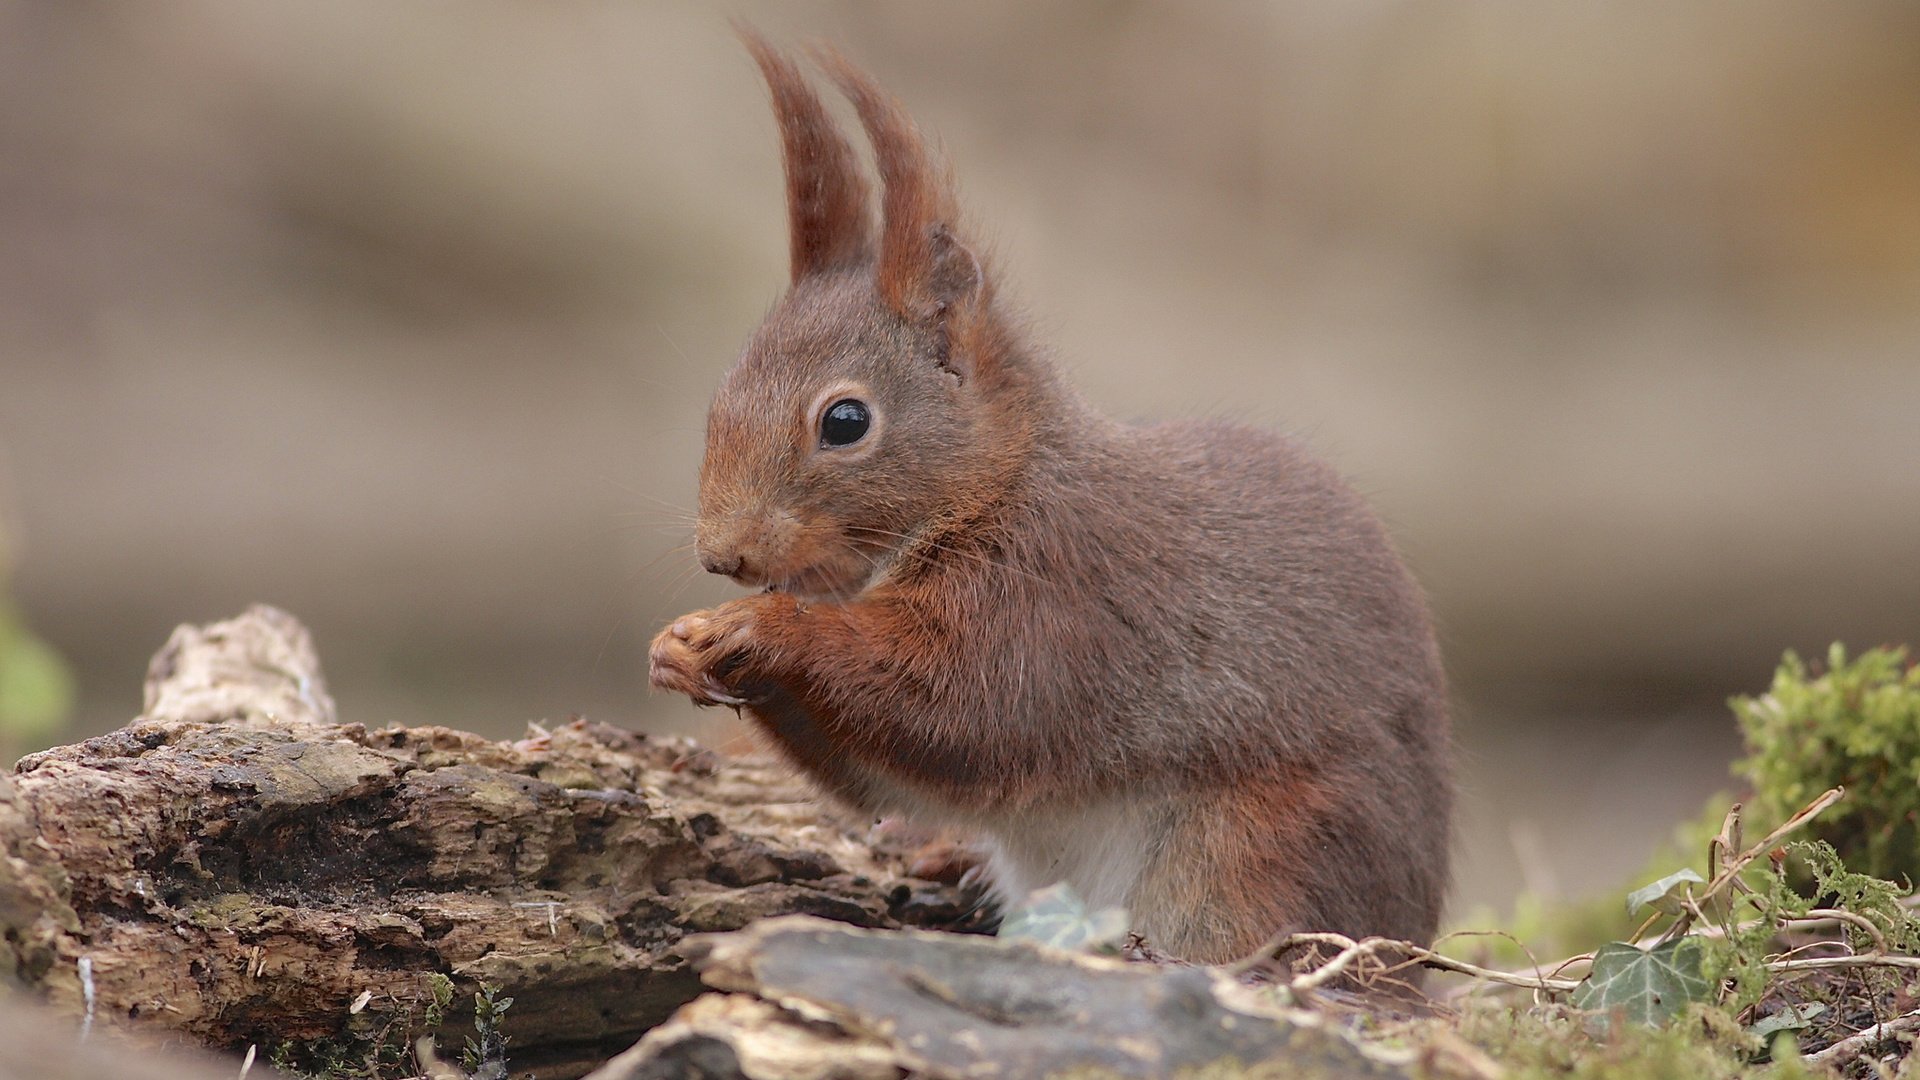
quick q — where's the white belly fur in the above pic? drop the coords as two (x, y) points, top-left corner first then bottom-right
(842, 769), (1160, 916)
(982, 796), (1158, 914)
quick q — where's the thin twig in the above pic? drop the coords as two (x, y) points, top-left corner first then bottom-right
(1803, 907), (1891, 954)
(1805, 1007), (1920, 1067)
(1665, 787), (1845, 940)
(1769, 938), (1857, 966)
(1434, 929), (1560, 1005)
(1767, 953), (1920, 975)
(1648, 909), (1894, 947)
(1226, 930), (1581, 994)
(1399, 948), (1582, 992)
(1287, 936), (1404, 994)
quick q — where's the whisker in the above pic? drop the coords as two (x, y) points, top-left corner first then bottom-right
(606, 503), (698, 518)
(600, 523), (701, 541)
(844, 524), (1054, 589)
(663, 562), (711, 607)
(590, 610), (637, 680)
(655, 323), (701, 374)
(617, 541), (699, 590)
(599, 479), (700, 517)
(618, 495), (702, 518)
(587, 541), (697, 677)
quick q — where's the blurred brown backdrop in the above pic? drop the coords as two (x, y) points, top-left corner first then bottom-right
(2, 1), (1916, 914)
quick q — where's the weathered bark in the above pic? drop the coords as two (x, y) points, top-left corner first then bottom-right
(1, 607), (973, 1079)
(591, 917), (1414, 1080)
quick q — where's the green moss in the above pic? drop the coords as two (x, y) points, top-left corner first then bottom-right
(1439, 1003), (1822, 1080)
(184, 894), (275, 931)
(423, 973), (456, 1028)
(1729, 644), (1920, 884)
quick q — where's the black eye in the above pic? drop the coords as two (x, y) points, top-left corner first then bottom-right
(819, 398), (871, 448)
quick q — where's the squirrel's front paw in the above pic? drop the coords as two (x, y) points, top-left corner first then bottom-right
(647, 594), (794, 707)
(648, 610), (745, 706)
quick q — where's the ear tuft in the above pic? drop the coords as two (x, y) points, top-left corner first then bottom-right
(736, 24), (871, 281)
(926, 224), (982, 317)
(811, 45), (983, 322)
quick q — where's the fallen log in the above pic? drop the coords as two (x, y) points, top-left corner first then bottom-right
(0, 606), (972, 1079)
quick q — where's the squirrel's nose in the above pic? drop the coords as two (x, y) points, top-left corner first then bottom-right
(700, 550), (743, 578)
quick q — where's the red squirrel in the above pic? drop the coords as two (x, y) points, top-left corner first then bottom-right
(649, 33), (1452, 965)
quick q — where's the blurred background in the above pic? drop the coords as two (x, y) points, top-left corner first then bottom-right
(1, 1), (1916, 916)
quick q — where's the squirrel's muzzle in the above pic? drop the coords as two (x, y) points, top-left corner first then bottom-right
(699, 550), (744, 578)
(696, 512), (782, 587)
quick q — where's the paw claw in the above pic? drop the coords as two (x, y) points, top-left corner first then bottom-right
(648, 603), (762, 707)
(700, 675), (747, 707)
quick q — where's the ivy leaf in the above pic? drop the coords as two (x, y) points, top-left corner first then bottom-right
(1749, 1002), (1826, 1041)
(1571, 938), (1714, 1026)
(1625, 868), (1708, 918)
(1750, 1002), (1826, 1062)
(997, 883), (1130, 952)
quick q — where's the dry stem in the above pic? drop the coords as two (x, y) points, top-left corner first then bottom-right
(1767, 953), (1920, 975)
(1805, 1007), (1920, 1067)
(1664, 787), (1845, 942)
(1226, 930), (1582, 995)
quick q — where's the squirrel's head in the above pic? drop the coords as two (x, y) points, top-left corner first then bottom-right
(695, 32), (1031, 600)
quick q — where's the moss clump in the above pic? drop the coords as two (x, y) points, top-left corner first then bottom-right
(1441, 1003), (1823, 1080)
(423, 973), (456, 1028)
(1730, 644), (1920, 883)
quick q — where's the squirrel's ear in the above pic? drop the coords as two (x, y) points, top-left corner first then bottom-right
(815, 46), (983, 324)
(738, 26), (872, 281)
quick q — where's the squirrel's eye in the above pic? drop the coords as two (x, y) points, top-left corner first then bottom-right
(819, 398), (871, 448)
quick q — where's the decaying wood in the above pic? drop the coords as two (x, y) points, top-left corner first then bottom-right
(591, 916), (1415, 1080)
(0, 606), (973, 1079)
